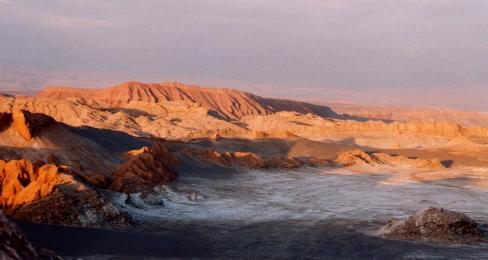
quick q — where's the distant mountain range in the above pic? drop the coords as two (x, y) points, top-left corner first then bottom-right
(37, 81), (339, 120)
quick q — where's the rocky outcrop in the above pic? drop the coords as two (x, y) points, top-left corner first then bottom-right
(335, 150), (445, 169)
(184, 148), (329, 170)
(0, 211), (60, 260)
(0, 110), (56, 141)
(0, 159), (130, 226)
(11, 187), (130, 226)
(265, 156), (328, 169)
(0, 108), (151, 181)
(379, 208), (485, 243)
(185, 149), (267, 169)
(0, 160), (70, 209)
(109, 143), (178, 193)
(11, 110), (55, 140)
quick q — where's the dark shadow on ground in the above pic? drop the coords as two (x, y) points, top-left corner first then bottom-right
(67, 125), (150, 154)
(17, 219), (488, 259)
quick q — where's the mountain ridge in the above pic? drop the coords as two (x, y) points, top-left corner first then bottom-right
(37, 81), (339, 120)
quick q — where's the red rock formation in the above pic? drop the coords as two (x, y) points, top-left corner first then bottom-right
(0, 110), (57, 141)
(185, 149), (267, 169)
(0, 159), (130, 226)
(183, 148), (328, 169)
(335, 149), (445, 169)
(109, 143), (178, 193)
(37, 81), (337, 119)
(335, 150), (383, 167)
(0, 159), (68, 209)
(264, 156), (304, 169)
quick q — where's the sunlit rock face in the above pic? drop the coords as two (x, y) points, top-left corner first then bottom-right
(335, 149), (445, 169)
(0, 108), (183, 226)
(0, 109), (57, 141)
(0, 158), (131, 226)
(0, 159), (68, 209)
(242, 111), (478, 149)
(0, 110), (143, 226)
(11, 110), (56, 141)
(182, 148), (267, 169)
(109, 143), (178, 193)
(181, 147), (329, 170)
(379, 207), (485, 243)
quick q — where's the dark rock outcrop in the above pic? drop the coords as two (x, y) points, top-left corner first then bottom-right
(0, 112), (13, 132)
(11, 187), (131, 226)
(379, 208), (485, 243)
(0, 210), (61, 259)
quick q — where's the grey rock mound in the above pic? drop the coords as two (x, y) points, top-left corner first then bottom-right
(379, 207), (485, 243)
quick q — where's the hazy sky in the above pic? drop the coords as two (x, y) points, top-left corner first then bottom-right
(1, 0), (487, 110)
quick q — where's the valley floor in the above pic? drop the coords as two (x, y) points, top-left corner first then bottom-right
(20, 167), (488, 259)
(19, 218), (488, 259)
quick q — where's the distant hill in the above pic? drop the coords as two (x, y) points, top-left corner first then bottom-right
(327, 103), (488, 127)
(37, 81), (339, 120)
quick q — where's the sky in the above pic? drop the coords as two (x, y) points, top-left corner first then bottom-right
(1, 0), (487, 110)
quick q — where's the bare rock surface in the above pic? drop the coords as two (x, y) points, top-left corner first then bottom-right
(183, 147), (329, 170)
(379, 208), (485, 243)
(0, 159), (70, 209)
(11, 186), (131, 226)
(0, 158), (131, 226)
(335, 150), (445, 169)
(11, 110), (55, 140)
(184, 149), (267, 169)
(109, 143), (178, 193)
